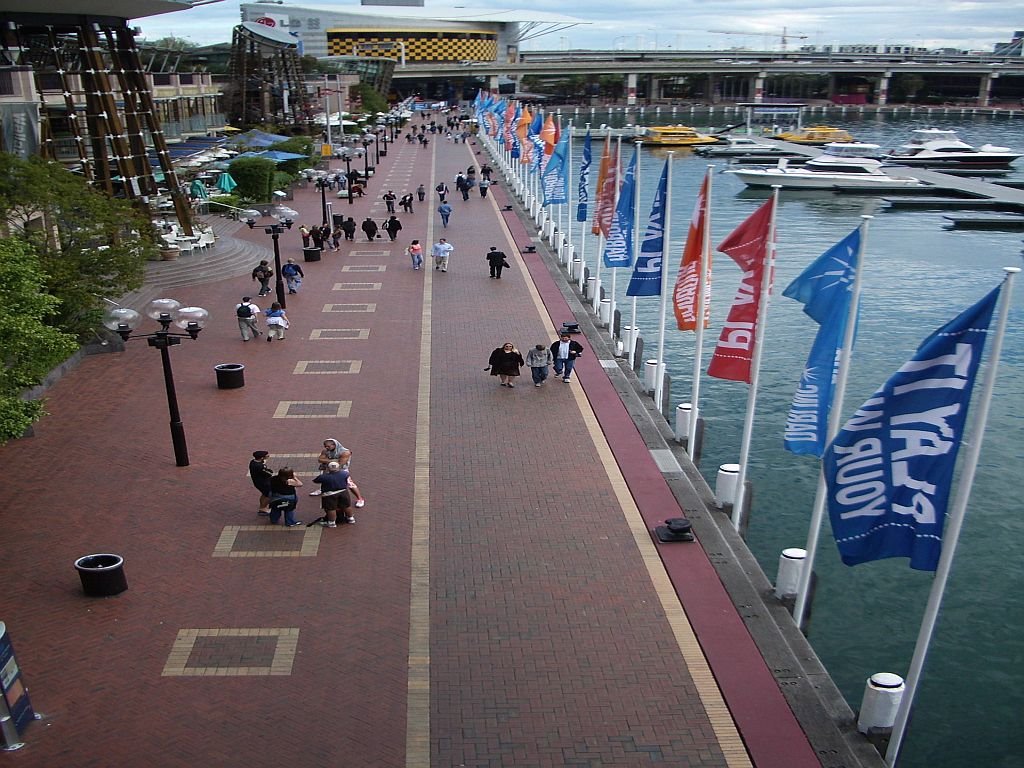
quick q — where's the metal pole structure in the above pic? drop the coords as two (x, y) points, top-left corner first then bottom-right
(653, 153), (673, 406)
(688, 166), (714, 454)
(344, 156), (354, 204)
(154, 332), (189, 467)
(323, 75), (332, 149)
(318, 178), (329, 225)
(271, 228), (287, 309)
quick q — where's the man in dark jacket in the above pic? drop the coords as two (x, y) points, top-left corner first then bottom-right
(550, 332), (584, 383)
(249, 450), (274, 515)
(361, 217), (379, 241)
(485, 246), (509, 279)
(382, 215), (403, 241)
(341, 217), (357, 241)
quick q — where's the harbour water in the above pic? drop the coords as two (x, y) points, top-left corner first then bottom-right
(556, 112), (1024, 768)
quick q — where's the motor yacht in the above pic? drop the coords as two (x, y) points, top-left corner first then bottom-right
(882, 128), (1021, 170)
(693, 136), (798, 159)
(725, 143), (925, 191)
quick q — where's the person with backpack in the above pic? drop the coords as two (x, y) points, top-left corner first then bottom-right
(264, 302), (290, 342)
(435, 182), (448, 202)
(251, 260), (273, 296)
(281, 258), (304, 294)
(236, 296), (261, 341)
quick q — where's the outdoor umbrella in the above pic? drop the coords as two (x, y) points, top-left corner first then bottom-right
(215, 172), (238, 193)
(189, 179), (209, 199)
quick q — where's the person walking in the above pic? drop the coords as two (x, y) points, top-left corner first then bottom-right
(435, 182), (448, 202)
(486, 342), (525, 388)
(264, 302), (289, 342)
(432, 238), (453, 272)
(382, 215), (403, 242)
(399, 193), (414, 213)
(406, 239), (424, 270)
(311, 225), (325, 250)
(312, 461), (351, 528)
(299, 225), (311, 248)
(383, 190), (397, 214)
(281, 258), (304, 294)
(485, 246), (509, 279)
(551, 332), (584, 383)
(341, 216), (357, 241)
(235, 296), (261, 341)
(249, 450), (274, 515)
(480, 163), (493, 182)
(251, 260), (273, 297)
(331, 225), (343, 251)
(361, 216), (379, 241)
(437, 201), (452, 228)
(525, 343), (554, 387)
(268, 467), (303, 527)
(478, 177), (491, 198)
(416, 184), (426, 202)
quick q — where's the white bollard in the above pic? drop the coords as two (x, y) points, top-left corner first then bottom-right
(774, 548), (807, 599)
(585, 276), (597, 301)
(715, 463), (740, 507)
(674, 402), (692, 441)
(857, 673), (905, 734)
(643, 360), (658, 392)
(620, 325), (639, 362)
(598, 298), (611, 326)
(571, 258), (582, 280)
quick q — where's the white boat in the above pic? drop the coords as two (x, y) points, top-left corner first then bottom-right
(693, 136), (797, 158)
(725, 143), (925, 191)
(883, 128), (1021, 170)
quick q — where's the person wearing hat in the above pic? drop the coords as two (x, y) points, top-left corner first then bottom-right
(550, 332), (584, 383)
(312, 461), (352, 528)
(249, 450), (274, 516)
(281, 258), (304, 294)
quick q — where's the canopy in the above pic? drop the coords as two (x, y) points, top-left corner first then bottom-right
(233, 150), (308, 163)
(189, 180), (209, 199)
(215, 172), (238, 193)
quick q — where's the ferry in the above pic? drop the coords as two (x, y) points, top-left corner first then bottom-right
(636, 125), (720, 147)
(773, 125), (855, 145)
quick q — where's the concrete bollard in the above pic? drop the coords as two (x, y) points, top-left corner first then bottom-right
(598, 298), (611, 326)
(620, 325), (639, 363)
(857, 673), (905, 734)
(571, 258), (582, 281)
(674, 402), (692, 442)
(774, 548), (807, 599)
(643, 360), (658, 392)
(585, 276), (597, 301)
(715, 463), (740, 507)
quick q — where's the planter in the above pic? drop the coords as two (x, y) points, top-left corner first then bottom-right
(160, 248), (179, 261)
(74, 553), (128, 597)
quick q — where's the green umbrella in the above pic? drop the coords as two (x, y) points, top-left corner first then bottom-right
(215, 172), (238, 193)
(189, 179), (209, 199)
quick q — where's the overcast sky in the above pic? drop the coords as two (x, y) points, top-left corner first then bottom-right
(135, 0), (1022, 53)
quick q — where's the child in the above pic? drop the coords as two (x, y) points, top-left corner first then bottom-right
(525, 343), (554, 387)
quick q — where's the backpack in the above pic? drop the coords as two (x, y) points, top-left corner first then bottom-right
(236, 303), (254, 319)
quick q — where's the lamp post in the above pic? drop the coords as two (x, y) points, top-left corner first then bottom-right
(378, 126), (388, 158)
(104, 299), (207, 467)
(361, 136), (373, 177)
(338, 148), (362, 204)
(315, 176), (329, 225)
(246, 216), (293, 308)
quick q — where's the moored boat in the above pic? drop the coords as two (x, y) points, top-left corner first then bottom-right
(882, 128), (1021, 170)
(774, 125), (855, 145)
(725, 142), (925, 191)
(694, 135), (801, 159)
(637, 125), (719, 146)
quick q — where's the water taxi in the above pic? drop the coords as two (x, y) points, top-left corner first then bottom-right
(637, 125), (720, 146)
(774, 125), (855, 145)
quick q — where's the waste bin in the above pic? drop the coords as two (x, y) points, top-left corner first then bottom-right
(303, 246), (322, 263)
(332, 212), (345, 228)
(214, 363), (245, 389)
(74, 554), (128, 597)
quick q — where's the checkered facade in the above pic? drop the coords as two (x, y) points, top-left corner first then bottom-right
(327, 29), (497, 62)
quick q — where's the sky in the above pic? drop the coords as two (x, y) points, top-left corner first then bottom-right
(134, 0), (1023, 53)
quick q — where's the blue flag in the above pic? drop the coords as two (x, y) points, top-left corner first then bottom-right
(782, 228), (861, 456)
(576, 130), (592, 222)
(542, 130), (570, 207)
(823, 284), (1001, 570)
(510, 104), (522, 159)
(602, 148), (636, 268)
(626, 160), (668, 297)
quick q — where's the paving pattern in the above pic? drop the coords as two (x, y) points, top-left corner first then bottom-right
(0, 122), (827, 767)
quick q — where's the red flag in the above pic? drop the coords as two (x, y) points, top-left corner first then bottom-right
(540, 114), (556, 151)
(592, 136), (618, 238)
(518, 107), (533, 164)
(673, 173), (711, 331)
(707, 196), (776, 383)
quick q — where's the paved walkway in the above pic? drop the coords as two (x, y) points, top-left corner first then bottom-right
(0, 124), (873, 767)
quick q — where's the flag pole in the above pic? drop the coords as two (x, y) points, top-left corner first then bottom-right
(793, 214), (871, 628)
(564, 121), (573, 264)
(885, 266), (1019, 767)
(629, 140), (642, 363)
(654, 152), (674, 408)
(592, 128), (611, 313)
(606, 136), (623, 338)
(577, 124), (590, 292)
(732, 185), (780, 533)
(688, 165), (714, 454)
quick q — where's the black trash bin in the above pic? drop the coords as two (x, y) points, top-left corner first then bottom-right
(214, 363), (245, 389)
(303, 246), (322, 263)
(74, 554), (128, 597)
(332, 212), (345, 228)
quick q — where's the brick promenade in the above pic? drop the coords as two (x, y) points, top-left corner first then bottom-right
(0, 123), (860, 766)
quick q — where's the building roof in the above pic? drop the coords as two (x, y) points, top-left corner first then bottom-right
(0, 0), (222, 20)
(243, 3), (583, 26)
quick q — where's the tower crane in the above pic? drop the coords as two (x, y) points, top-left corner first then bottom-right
(706, 26), (808, 51)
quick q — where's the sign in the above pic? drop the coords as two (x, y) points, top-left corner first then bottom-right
(0, 623), (34, 736)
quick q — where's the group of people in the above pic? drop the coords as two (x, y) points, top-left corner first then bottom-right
(236, 295), (290, 342)
(486, 332), (584, 388)
(248, 438), (366, 528)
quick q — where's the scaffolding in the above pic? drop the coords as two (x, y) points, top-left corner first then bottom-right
(225, 22), (306, 129)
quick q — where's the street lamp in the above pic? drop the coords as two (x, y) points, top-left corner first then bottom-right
(361, 136), (373, 177)
(314, 176), (329, 225)
(377, 126), (388, 158)
(103, 299), (207, 467)
(337, 148), (363, 204)
(246, 216), (293, 308)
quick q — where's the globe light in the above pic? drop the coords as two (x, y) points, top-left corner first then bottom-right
(173, 306), (209, 331)
(102, 306), (141, 332)
(146, 298), (182, 321)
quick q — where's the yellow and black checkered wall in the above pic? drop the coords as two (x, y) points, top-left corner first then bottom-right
(326, 28), (497, 62)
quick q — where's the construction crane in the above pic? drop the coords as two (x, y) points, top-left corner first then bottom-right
(707, 27), (808, 51)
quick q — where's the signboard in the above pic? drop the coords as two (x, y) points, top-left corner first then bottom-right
(0, 623), (33, 736)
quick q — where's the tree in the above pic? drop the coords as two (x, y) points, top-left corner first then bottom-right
(0, 155), (154, 339)
(355, 83), (388, 116)
(227, 156), (278, 202)
(0, 238), (78, 442)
